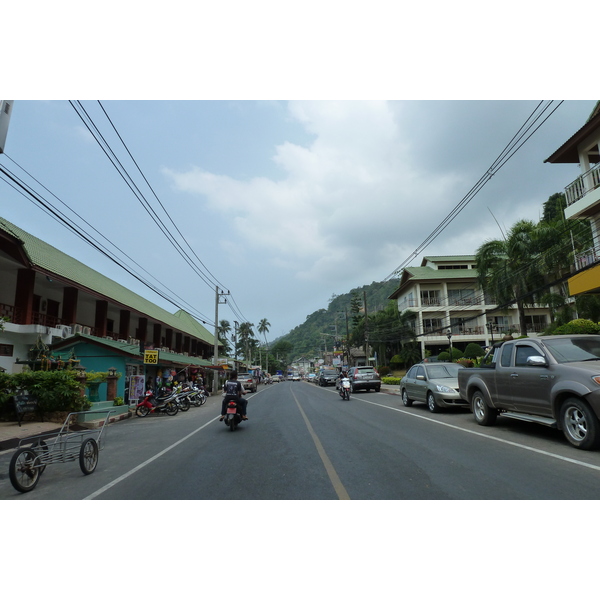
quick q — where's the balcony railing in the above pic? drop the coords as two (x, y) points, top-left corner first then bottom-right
(565, 163), (600, 206)
(574, 247), (600, 271)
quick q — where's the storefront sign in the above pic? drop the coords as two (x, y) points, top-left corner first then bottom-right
(144, 350), (159, 364)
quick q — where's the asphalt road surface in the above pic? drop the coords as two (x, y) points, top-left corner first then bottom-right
(3, 381), (600, 500)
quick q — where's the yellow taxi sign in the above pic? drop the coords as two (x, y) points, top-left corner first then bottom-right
(144, 350), (159, 365)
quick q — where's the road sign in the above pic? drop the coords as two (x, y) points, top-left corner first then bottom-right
(144, 350), (159, 365)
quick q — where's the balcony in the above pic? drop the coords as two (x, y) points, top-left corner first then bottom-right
(574, 247), (600, 271)
(565, 163), (600, 206)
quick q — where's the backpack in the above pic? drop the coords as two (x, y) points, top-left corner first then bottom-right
(224, 380), (241, 399)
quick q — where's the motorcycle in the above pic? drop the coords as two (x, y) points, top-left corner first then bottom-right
(223, 399), (243, 431)
(188, 384), (208, 407)
(136, 389), (179, 417)
(339, 376), (351, 401)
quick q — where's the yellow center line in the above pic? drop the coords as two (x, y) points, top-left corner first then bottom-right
(291, 389), (350, 500)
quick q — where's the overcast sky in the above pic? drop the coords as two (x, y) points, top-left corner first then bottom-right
(0, 99), (594, 340)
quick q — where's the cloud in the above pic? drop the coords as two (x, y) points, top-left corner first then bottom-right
(163, 101), (467, 284)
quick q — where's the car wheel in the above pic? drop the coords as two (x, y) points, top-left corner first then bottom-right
(560, 397), (600, 450)
(401, 389), (413, 407)
(427, 392), (441, 413)
(472, 390), (497, 426)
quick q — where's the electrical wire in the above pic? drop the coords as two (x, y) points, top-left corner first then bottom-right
(385, 101), (565, 280)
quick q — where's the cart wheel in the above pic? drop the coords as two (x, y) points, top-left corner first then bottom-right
(9, 448), (42, 493)
(79, 438), (99, 475)
(31, 440), (49, 475)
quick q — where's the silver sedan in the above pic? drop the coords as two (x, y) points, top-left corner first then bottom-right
(401, 362), (468, 413)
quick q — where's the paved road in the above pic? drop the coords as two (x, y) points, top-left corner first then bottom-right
(3, 381), (600, 500)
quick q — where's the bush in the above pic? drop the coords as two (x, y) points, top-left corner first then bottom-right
(438, 351), (450, 362)
(553, 319), (600, 335)
(463, 343), (485, 359)
(1, 370), (90, 418)
(378, 366), (391, 377)
(456, 358), (475, 368)
(382, 377), (402, 385)
(389, 355), (403, 370)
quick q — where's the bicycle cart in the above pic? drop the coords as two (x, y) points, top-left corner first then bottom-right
(8, 409), (115, 493)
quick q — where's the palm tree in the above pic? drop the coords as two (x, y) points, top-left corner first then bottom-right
(218, 320), (232, 355)
(237, 322), (255, 363)
(258, 318), (271, 371)
(476, 219), (545, 336)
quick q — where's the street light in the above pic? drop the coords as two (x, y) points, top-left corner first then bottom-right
(486, 321), (495, 344)
(447, 329), (453, 358)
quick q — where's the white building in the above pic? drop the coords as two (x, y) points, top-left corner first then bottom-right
(388, 256), (552, 358)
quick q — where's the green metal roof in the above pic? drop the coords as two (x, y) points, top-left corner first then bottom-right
(0, 216), (216, 346)
(53, 333), (213, 367)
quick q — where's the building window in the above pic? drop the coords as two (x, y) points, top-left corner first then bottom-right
(423, 318), (444, 334)
(448, 289), (476, 306)
(420, 290), (440, 306)
(0, 344), (14, 357)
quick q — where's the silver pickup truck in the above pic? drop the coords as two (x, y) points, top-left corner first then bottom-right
(457, 335), (600, 450)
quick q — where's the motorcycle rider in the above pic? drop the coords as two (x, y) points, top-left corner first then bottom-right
(219, 370), (248, 421)
(337, 370), (349, 396)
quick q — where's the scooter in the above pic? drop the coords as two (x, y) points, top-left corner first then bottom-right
(188, 384), (208, 407)
(339, 376), (351, 401)
(136, 389), (179, 417)
(223, 400), (243, 431)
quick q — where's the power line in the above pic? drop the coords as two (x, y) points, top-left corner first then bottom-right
(385, 101), (565, 280)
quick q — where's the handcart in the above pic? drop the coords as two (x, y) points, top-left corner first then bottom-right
(8, 409), (115, 493)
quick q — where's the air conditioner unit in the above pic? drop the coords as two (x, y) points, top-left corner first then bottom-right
(103, 336), (112, 340)
(118, 339), (127, 343)
(55, 325), (72, 338)
(82, 326), (91, 335)
(73, 324), (83, 334)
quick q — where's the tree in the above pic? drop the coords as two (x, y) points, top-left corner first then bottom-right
(476, 219), (546, 336)
(258, 318), (271, 370)
(237, 322), (255, 362)
(218, 320), (232, 355)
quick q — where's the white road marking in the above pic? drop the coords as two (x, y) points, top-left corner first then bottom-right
(358, 396), (600, 472)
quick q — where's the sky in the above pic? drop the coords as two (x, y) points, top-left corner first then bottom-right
(0, 99), (595, 341)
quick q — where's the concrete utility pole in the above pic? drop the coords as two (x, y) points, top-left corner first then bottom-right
(213, 286), (230, 393)
(0, 101), (14, 154)
(363, 290), (369, 366)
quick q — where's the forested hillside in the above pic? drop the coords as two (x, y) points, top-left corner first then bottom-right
(278, 279), (400, 360)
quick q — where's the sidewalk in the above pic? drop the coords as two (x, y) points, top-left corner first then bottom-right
(0, 409), (134, 454)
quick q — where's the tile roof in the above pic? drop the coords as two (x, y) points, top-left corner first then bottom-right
(0, 216), (216, 345)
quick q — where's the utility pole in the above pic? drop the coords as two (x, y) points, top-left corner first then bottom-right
(363, 290), (369, 366)
(213, 286), (230, 394)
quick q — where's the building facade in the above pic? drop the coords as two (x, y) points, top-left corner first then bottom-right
(0, 216), (220, 397)
(545, 102), (600, 296)
(388, 256), (552, 359)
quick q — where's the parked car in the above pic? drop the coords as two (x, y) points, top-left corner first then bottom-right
(401, 362), (466, 413)
(318, 369), (339, 386)
(237, 373), (257, 393)
(348, 366), (381, 393)
(270, 374), (281, 383)
(458, 335), (600, 450)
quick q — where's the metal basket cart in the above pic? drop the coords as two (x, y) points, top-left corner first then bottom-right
(8, 409), (115, 493)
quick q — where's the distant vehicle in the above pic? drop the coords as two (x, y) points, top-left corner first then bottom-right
(237, 373), (257, 393)
(291, 373), (301, 381)
(348, 366), (381, 393)
(307, 373), (317, 382)
(270, 374), (281, 383)
(318, 369), (338, 386)
(401, 362), (466, 412)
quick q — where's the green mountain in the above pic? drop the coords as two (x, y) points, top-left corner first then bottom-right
(278, 279), (400, 361)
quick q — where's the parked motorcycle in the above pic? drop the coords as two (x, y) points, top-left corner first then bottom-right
(339, 376), (351, 401)
(188, 384), (208, 407)
(136, 389), (179, 417)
